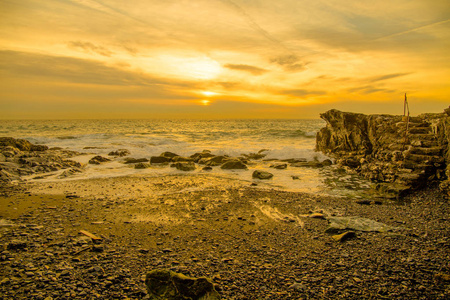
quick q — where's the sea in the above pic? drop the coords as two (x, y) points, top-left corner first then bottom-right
(0, 119), (372, 197)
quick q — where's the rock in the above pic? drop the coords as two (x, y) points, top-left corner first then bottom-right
(0, 153), (5, 162)
(202, 156), (228, 166)
(172, 156), (193, 162)
(0, 219), (16, 227)
(332, 231), (356, 242)
(309, 213), (325, 219)
(252, 170), (273, 179)
(160, 152), (179, 159)
(270, 163), (287, 169)
(174, 162), (196, 171)
(145, 269), (220, 300)
(322, 159), (333, 166)
(88, 156), (111, 165)
(124, 157), (149, 164)
(220, 160), (247, 170)
(242, 151), (267, 160)
(150, 156), (171, 164)
(288, 282), (306, 291)
(325, 216), (393, 233)
(202, 166), (213, 171)
(291, 161), (324, 168)
(191, 151), (215, 162)
(355, 199), (372, 205)
(108, 149), (130, 157)
(135, 163), (150, 169)
(7, 239), (27, 250)
(0, 137), (48, 151)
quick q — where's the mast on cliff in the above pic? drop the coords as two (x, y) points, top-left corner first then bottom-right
(402, 93), (410, 151)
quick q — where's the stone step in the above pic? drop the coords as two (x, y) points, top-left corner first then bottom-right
(406, 133), (437, 141)
(410, 146), (444, 156)
(398, 127), (432, 134)
(395, 121), (430, 128)
(399, 162), (435, 171)
(410, 140), (440, 148)
(395, 173), (423, 186)
(402, 153), (445, 164)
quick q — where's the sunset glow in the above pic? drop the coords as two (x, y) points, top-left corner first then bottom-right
(0, 0), (449, 119)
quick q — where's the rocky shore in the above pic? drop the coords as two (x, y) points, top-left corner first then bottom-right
(1, 111), (450, 299)
(316, 106), (450, 198)
(1, 175), (449, 299)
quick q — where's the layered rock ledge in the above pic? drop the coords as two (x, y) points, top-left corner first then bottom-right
(316, 106), (450, 198)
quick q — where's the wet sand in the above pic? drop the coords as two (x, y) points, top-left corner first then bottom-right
(1, 174), (449, 299)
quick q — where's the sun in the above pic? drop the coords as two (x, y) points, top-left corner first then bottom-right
(177, 56), (222, 80)
(200, 91), (219, 97)
(200, 99), (211, 106)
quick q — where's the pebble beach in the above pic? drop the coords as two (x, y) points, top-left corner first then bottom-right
(1, 172), (449, 299)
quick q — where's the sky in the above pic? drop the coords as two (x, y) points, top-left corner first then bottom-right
(0, 0), (449, 119)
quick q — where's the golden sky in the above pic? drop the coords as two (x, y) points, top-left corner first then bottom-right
(0, 0), (449, 119)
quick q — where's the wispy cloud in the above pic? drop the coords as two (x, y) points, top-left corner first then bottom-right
(270, 55), (309, 71)
(369, 73), (411, 83)
(224, 64), (268, 75)
(374, 19), (450, 41)
(280, 89), (327, 97)
(68, 41), (114, 57)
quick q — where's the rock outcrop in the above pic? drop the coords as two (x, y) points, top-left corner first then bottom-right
(0, 137), (82, 184)
(316, 107), (450, 198)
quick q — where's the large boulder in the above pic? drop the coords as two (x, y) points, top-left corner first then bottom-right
(150, 156), (171, 164)
(173, 162), (196, 171)
(145, 269), (221, 300)
(252, 170), (273, 179)
(220, 160), (247, 170)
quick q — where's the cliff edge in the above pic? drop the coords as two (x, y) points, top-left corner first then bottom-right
(316, 107), (450, 198)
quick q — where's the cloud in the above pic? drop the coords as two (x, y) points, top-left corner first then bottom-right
(224, 64), (268, 75)
(280, 89), (327, 97)
(0, 50), (155, 86)
(68, 41), (114, 57)
(348, 86), (396, 94)
(0, 50), (208, 103)
(270, 55), (309, 71)
(369, 72), (411, 83)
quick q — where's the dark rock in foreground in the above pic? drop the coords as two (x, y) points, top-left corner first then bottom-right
(252, 170), (274, 180)
(145, 269), (220, 300)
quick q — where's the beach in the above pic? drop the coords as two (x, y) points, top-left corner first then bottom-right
(1, 172), (449, 299)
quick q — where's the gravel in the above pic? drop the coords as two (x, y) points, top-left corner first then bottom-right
(0, 175), (449, 299)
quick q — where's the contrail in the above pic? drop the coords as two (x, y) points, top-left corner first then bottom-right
(68, 0), (154, 27)
(374, 18), (450, 41)
(218, 0), (290, 51)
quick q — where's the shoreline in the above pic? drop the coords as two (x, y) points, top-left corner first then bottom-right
(1, 174), (449, 299)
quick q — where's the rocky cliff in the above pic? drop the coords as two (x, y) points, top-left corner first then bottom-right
(316, 107), (450, 198)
